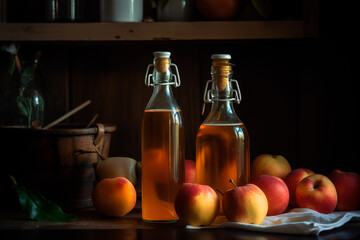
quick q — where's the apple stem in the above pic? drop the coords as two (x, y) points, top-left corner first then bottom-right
(215, 189), (224, 196)
(229, 179), (237, 188)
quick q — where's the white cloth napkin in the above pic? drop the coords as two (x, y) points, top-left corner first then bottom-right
(187, 208), (360, 235)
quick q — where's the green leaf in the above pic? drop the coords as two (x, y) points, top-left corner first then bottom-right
(16, 95), (32, 126)
(21, 66), (35, 87)
(251, 0), (272, 19)
(9, 56), (15, 75)
(15, 187), (77, 222)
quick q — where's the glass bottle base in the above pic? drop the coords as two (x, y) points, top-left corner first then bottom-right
(142, 218), (179, 224)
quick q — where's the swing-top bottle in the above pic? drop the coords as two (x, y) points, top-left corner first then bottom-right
(141, 51), (185, 222)
(196, 54), (250, 213)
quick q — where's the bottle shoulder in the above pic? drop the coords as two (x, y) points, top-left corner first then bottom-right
(145, 85), (181, 111)
(202, 98), (245, 124)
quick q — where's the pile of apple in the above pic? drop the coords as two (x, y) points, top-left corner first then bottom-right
(175, 154), (360, 227)
(89, 155), (360, 228)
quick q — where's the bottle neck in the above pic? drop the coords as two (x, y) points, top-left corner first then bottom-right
(153, 57), (172, 84)
(203, 63), (241, 124)
(211, 73), (232, 99)
(151, 84), (173, 97)
(145, 57), (179, 111)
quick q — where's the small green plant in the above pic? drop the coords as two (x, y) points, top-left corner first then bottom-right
(9, 175), (76, 222)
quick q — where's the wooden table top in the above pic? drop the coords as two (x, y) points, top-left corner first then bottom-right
(1, 201), (359, 240)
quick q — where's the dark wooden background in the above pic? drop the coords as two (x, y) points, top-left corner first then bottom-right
(0, 1), (358, 176)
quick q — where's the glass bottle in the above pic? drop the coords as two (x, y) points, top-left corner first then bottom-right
(195, 54), (250, 213)
(141, 51), (185, 222)
(1, 51), (44, 127)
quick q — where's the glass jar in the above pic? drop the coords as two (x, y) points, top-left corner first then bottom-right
(1, 51), (44, 127)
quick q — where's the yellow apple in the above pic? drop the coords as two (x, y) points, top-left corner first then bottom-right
(251, 154), (291, 180)
(174, 183), (219, 226)
(222, 182), (268, 224)
(96, 157), (138, 186)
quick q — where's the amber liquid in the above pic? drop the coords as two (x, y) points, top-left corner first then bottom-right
(141, 110), (185, 222)
(196, 123), (250, 213)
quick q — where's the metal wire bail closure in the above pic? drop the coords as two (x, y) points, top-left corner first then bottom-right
(203, 79), (242, 104)
(144, 63), (181, 87)
(231, 79), (242, 104)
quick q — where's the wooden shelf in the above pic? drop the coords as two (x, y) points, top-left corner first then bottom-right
(0, 21), (306, 42)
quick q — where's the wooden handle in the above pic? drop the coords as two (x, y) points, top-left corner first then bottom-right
(43, 100), (91, 129)
(93, 123), (105, 146)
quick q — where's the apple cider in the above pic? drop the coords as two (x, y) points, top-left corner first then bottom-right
(141, 109), (185, 222)
(196, 123), (250, 210)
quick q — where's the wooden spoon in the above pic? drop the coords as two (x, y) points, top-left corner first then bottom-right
(40, 100), (91, 129)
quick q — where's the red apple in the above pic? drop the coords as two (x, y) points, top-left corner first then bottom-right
(328, 169), (360, 211)
(284, 168), (315, 208)
(251, 154), (291, 180)
(174, 183), (219, 226)
(185, 160), (196, 183)
(222, 181), (268, 224)
(252, 175), (289, 216)
(295, 174), (337, 214)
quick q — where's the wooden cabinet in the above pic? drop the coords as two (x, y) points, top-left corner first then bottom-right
(1, 1), (357, 174)
(0, 21), (308, 41)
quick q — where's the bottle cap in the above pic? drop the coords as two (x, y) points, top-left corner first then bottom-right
(154, 51), (171, 58)
(211, 54), (231, 60)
